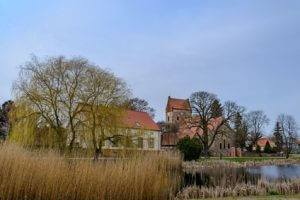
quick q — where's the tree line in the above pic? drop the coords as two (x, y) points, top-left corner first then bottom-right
(165, 91), (298, 159)
(3, 55), (155, 159)
(1, 55), (298, 159)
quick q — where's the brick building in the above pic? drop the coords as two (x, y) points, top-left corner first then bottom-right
(161, 96), (238, 157)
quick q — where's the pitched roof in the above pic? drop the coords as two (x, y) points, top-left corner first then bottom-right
(166, 96), (191, 112)
(294, 140), (300, 145)
(177, 117), (224, 139)
(256, 138), (276, 147)
(122, 110), (160, 131)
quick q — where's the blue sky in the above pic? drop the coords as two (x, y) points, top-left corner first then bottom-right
(1, 0), (300, 134)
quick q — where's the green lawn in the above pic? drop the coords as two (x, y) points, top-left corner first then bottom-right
(199, 156), (300, 163)
(199, 157), (284, 163)
(218, 157), (284, 163)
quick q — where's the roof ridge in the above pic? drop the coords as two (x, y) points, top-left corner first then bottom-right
(126, 109), (148, 114)
(169, 97), (189, 101)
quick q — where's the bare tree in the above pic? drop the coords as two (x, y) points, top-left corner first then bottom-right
(277, 114), (298, 159)
(12, 55), (117, 152)
(245, 110), (269, 145)
(13, 56), (67, 150)
(125, 98), (155, 118)
(80, 66), (130, 160)
(189, 91), (244, 157)
(56, 58), (90, 152)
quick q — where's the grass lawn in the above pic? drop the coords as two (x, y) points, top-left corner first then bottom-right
(200, 194), (300, 200)
(199, 157), (284, 163)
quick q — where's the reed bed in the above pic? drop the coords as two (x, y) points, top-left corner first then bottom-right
(0, 143), (182, 200)
(183, 159), (300, 173)
(175, 178), (300, 199)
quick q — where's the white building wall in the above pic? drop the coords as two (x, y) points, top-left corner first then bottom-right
(103, 129), (161, 151)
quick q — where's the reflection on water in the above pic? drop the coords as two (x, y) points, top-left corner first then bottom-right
(248, 164), (300, 181)
(184, 164), (300, 188)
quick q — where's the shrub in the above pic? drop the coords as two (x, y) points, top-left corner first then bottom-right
(256, 144), (261, 153)
(268, 190), (280, 195)
(177, 136), (202, 161)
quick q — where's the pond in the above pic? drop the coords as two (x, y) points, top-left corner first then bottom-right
(248, 164), (300, 181)
(184, 164), (300, 188)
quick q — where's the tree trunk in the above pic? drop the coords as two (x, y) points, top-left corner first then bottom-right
(68, 117), (77, 153)
(285, 146), (290, 159)
(93, 141), (103, 161)
(94, 148), (100, 161)
(203, 143), (210, 158)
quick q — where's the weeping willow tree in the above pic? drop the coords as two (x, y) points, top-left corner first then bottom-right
(9, 100), (60, 148)
(11, 55), (130, 154)
(78, 66), (131, 159)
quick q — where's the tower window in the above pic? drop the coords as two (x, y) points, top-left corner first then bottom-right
(220, 143), (222, 149)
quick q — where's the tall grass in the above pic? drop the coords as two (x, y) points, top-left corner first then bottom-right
(0, 143), (182, 200)
(176, 178), (300, 199)
(183, 159), (300, 173)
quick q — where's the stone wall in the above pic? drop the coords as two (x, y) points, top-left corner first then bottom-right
(208, 127), (236, 157)
(166, 109), (191, 124)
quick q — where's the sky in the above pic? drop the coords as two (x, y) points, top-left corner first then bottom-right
(0, 0), (300, 134)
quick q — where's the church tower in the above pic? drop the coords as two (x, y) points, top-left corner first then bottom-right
(165, 96), (192, 124)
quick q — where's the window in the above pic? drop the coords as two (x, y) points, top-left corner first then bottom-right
(137, 137), (143, 148)
(220, 143), (222, 149)
(177, 116), (180, 121)
(124, 137), (132, 148)
(112, 138), (120, 147)
(223, 140), (226, 149)
(228, 143), (230, 149)
(168, 116), (170, 122)
(148, 138), (154, 148)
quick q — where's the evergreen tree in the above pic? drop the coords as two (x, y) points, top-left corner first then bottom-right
(264, 141), (272, 153)
(273, 121), (283, 152)
(0, 100), (13, 140)
(177, 136), (202, 161)
(234, 112), (248, 149)
(211, 99), (223, 118)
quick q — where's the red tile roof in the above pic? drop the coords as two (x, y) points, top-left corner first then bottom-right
(177, 117), (224, 139)
(166, 96), (191, 112)
(122, 110), (160, 131)
(256, 138), (275, 147)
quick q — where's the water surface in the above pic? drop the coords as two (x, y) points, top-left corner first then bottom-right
(247, 164), (300, 181)
(184, 164), (300, 188)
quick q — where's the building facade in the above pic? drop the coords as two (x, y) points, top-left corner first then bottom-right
(166, 96), (192, 124)
(76, 108), (161, 156)
(161, 96), (238, 157)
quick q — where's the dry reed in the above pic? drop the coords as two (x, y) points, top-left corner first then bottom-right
(0, 143), (182, 200)
(183, 159), (300, 173)
(176, 178), (300, 199)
